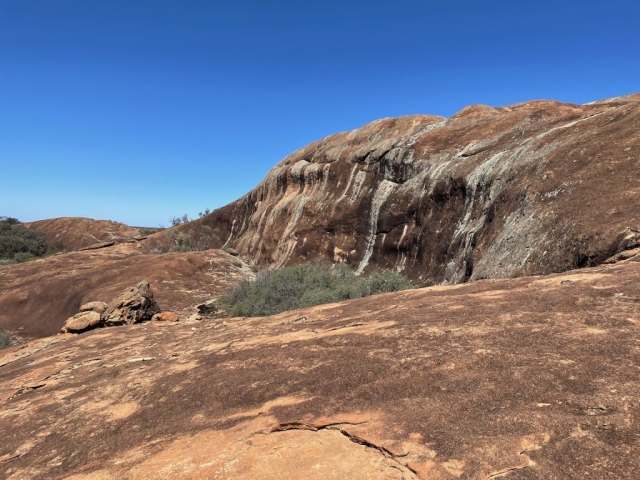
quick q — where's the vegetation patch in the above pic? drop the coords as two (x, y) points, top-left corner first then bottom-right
(0, 326), (11, 350)
(220, 263), (413, 317)
(0, 217), (65, 266)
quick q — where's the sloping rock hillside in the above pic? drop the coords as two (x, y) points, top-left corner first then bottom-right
(0, 243), (251, 339)
(166, 93), (640, 284)
(1, 258), (639, 478)
(24, 217), (145, 250)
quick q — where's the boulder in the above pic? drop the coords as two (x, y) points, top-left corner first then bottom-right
(152, 311), (179, 322)
(101, 281), (161, 327)
(79, 301), (108, 315)
(61, 311), (101, 334)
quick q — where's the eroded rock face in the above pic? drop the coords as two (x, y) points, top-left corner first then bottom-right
(168, 93), (640, 285)
(101, 281), (161, 327)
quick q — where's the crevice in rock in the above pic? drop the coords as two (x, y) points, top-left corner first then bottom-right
(487, 451), (533, 479)
(327, 323), (365, 332)
(260, 422), (420, 478)
(0, 452), (26, 464)
(237, 420), (422, 477)
(487, 465), (531, 479)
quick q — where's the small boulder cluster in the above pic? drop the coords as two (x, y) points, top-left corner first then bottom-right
(61, 281), (178, 334)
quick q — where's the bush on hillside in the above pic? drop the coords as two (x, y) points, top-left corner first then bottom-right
(0, 217), (66, 265)
(0, 326), (11, 350)
(0, 217), (52, 263)
(220, 263), (413, 317)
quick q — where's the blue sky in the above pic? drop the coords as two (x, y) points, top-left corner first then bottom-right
(1, 0), (638, 226)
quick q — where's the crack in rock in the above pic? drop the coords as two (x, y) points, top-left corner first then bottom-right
(487, 451), (533, 479)
(252, 422), (421, 478)
(327, 323), (366, 332)
(488, 465), (531, 479)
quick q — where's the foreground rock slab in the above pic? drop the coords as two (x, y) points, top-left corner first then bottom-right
(1, 259), (639, 478)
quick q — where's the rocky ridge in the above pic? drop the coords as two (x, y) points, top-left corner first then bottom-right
(166, 93), (640, 284)
(24, 217), (146, 251)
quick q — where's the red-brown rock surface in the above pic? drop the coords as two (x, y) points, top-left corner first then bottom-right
(1, 258), (639, 478)
(152, 311), (179, 322)
(0, 243), (252, 339)
(24, 217), (144, 250)
(164, 94), (640, 285)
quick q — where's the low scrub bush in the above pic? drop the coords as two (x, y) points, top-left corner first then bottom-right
(0, 326), (11, 350)
(0, 216), (56, 264)
(0, 218), (46, 257)
(220, 263), (412, 317)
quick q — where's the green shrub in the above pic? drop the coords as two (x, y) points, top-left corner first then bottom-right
(220, 263), (412, 317)
(0, 326), (11, 350)
(0, 216), (50, 262)
(0, 217), (68, 266)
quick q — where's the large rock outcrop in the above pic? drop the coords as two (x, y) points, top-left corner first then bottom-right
(168, 93), (640, 285)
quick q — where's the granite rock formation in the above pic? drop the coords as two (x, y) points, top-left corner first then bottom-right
(167, 93), (640, 285)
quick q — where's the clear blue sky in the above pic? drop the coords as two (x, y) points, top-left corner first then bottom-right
(1, 0), (638, 226)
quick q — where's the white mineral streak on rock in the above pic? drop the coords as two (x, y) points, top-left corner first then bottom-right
(348, 171), (368, 204)
(222, 219), (236, 249)
(356, 180), (397, 275)
(445, 134), (561, 281)
(289, 159), (311, 181)
(336, 164), (358, 203)
(426, 162), (449, 193)
(321, 164), (331, 191)
(270, 161), (332, 268)
(404, 120), (447, 147)
(474, 200), (541, 278)
(453, 151), (508, 240)
(398, 224), (408, 249)
(532, 111), (605, 143)
(394, 224), (409, 271)
(250, 205), (272, 250)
